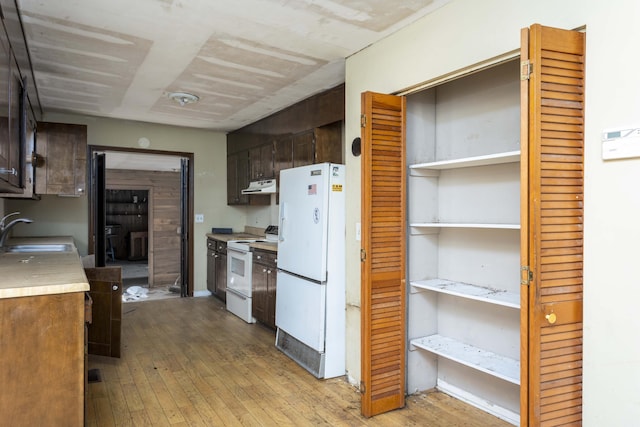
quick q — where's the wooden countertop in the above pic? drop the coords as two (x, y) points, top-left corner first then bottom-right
(205, 233), (278, 252)
(0, 236), (89, 299)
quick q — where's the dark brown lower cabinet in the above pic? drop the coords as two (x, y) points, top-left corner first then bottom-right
(252, 249), (277, 329)
(208, 238), (227, 302)
(85, 267), (122, 358)
(206, 241), (216, 294)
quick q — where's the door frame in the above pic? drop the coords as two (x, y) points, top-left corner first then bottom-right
(87, 145), (195, 296)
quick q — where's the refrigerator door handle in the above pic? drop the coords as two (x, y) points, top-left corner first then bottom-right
(279, 202), (286, 242)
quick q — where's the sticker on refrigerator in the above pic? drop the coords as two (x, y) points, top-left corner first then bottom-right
(313, 208), (320, 224)
(332, 166), (340, 177)
(332, 184), (343, 192)
(308, 184), (317, 195)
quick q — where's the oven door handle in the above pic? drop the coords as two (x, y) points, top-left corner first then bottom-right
(227, 247), (248, 255)
(226, 287), (247, 300)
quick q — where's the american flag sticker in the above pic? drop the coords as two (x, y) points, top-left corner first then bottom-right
(308, 184), (317, 195)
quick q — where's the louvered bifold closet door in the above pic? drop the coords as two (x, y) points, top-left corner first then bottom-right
(521, 24), (585, 427)
(360, 92), (406, 417)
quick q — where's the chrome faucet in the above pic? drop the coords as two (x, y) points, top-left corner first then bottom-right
(0, 212), (33, 248)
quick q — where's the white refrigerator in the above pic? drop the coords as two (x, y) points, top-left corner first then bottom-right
(275, 163), (345, 379)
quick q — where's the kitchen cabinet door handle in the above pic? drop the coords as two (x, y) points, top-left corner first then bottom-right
(0, 168), (17, 176)
(112, 285), (119, 291)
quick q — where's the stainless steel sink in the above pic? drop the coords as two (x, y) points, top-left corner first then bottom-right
(4, 243), (74, 253)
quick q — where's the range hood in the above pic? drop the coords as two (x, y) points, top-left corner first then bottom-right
(241, 179), (276, 194)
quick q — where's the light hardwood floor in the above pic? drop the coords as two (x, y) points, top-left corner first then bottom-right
(86, 297), (511, 426)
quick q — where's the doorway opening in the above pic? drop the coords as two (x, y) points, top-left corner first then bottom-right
(105, 189), (171, 301)
(88, 145), (194, 300)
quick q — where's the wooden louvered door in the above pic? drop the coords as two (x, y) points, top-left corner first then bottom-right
(360, 91), (406, 417)
(521, 24), (585, 426)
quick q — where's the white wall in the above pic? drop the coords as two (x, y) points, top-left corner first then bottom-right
(6, 113), (249, 293)
(345, 0), (640, 424)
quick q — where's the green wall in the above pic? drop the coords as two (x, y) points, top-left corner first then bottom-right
(6, 112), (249, 293)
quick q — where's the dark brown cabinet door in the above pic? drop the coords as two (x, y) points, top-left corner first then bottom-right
(274, 135), (293, 178)
(252, 249), (277, 329)
(206, 244), (216, 294)
(252, 261), (268, 323)
(227, 151), (249, 205)
(36, 122), (87, 196)
(0, 39), (23, 192)
(266, 268), (277, 328)
(85, 266), (122, 358)
(292, 130), (314, 167)
(214, 252), (227, 302)
(250, 143), (275, 180)
(315, 121), (343, 164)
(0, 26), (10, 190)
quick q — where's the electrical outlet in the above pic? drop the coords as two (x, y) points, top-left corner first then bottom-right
(195, 214), (204, 223)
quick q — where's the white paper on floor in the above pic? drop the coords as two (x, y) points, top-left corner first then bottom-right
(123, 285), (149, 302)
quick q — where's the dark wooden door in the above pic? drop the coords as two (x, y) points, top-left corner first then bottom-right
(93, 152), (107, 267)
(180, 157), (190, 297)
(360, 91), (406, 417)
(520, 24), (585, 426)
(85, 267), (122, 358)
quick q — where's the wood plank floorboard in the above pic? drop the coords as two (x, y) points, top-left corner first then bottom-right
(87, 297), (512, 426)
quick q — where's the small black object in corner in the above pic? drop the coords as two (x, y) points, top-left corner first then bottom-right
(351, 137), (361, 156)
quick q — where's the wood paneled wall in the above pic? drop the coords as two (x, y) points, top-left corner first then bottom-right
(107, 169), (181, 287)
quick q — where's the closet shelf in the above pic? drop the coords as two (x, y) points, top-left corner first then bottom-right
(411, 334), (520, 385)
(410, 150), (520, 171)
(410, 222), (520, 230)
(411, 279), (519, 309)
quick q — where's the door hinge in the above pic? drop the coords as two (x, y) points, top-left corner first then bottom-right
(520, 60), (532, 80)
(360, 248), (366, 262)
(360, 381), (366, 394)
(521, 265), (533, 285)
(360, 114), (367, 128)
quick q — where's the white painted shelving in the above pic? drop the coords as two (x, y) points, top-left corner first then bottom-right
(411, 278), (519, 309)
(411, 334), (520, 385)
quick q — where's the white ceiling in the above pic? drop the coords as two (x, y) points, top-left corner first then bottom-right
(15, 0), (449, 132)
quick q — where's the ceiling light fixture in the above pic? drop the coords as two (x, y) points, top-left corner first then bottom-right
(168, 91), (199, 106)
